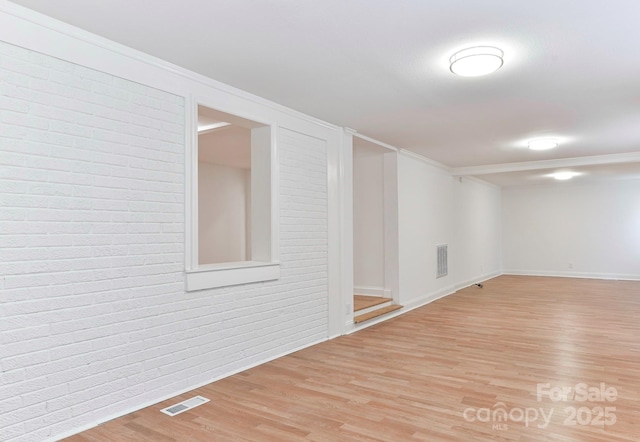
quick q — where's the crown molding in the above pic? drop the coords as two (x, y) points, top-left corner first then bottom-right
(398, 149), (452, 172)
(456, 175), (502, 190)
(452, 151), (640, 176)
(353, 133), (397, 152)
(352, 133), (453, 172)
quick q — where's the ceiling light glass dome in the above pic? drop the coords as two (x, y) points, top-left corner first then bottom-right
(528, 138), (558, 151)
(449, 46), (504, 77)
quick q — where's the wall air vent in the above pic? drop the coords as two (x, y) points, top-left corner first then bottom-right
(160, 396), (210, 417)
(436, 244), (448, 278)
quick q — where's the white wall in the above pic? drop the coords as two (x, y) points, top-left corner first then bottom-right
(352, 144), (385, 292)
(453, 177), (502, 288)
(0, 13), (337, 441)
(502, 180), (640, 279)
(198, 162), (250, 264)
(397, 154), (455, 307)
(397, 154), (503, 309)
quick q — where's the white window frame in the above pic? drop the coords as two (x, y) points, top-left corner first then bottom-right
(185, 97), (280, 291)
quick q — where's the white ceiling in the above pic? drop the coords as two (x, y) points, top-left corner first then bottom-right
(9, 0), (640, 185)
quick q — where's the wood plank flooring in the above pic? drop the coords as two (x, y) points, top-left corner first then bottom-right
(354, 295), (391, 312)
(354, 305), (403, 323)
(66, 276), (640, 441)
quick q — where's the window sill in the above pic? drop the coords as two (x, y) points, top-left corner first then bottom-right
(185, 261), (280, 291)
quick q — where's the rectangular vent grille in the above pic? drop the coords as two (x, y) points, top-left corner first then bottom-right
(436, 244), (448, 278)
(161, 396), (209, 417)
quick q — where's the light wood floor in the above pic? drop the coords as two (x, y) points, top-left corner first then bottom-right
(66, 276), (640, 441)
(354, 295), (391, 312)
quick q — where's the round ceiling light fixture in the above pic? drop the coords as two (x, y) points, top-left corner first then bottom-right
(528, 138), (558, 151)
(551, 171), (580, 181)
(449, 46), (504, 77)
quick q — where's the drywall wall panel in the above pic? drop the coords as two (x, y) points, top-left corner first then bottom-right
(198, 162), (249, 264)
(502, 180), (640, 279)
(352, 144), (385, 292)
(453, 177), (502, 288)
(397, 154), (455, 307)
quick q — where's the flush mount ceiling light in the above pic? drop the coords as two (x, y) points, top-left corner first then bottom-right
(449, 46), (504, 77)
(551, 171), (580, 181)
(528, 138), (558, 151)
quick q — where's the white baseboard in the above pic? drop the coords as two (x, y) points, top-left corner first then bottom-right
(344, 284), (459, 335)
(353, 286), (392, 297)
(344, 309), (404, 334)
(401, 284), (457, 312)
(454, 270), (503, 291)
(46, 337), (328, 442)
(503, 269), (640, 281)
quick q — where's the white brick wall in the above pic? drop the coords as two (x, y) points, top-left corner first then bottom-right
(0, 41), (328, 442)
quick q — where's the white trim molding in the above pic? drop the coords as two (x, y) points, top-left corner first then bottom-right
(452, 152), (640, 176)
(453, 271), (503, 291)
(339, 128), (355, 328)
(353, 132), (398, 152)
(353, 286), (392, 297)
(398, 149), (452, 172)
(503, 270), (640, 281)
(186, 262), (281, 291)
(185, 98), (280, 291)
(326, 127), (349, 338)
(455, 174), (501, 190)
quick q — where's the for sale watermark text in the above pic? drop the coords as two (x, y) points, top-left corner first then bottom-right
(536, 382), (617, 403)
(462, 382), (618, 431)
(537, 382), (617, 427)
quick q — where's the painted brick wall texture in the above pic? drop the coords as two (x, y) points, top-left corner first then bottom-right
(0, 41), (328, 442)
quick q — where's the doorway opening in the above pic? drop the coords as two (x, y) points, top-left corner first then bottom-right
(352, 137), (401, 323)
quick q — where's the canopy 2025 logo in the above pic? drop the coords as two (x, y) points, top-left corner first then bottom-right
(537, 382), (617, 427)
(462, 382), (618, 431)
